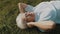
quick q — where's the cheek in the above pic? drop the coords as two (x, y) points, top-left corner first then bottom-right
(26, 15), (35, 22)
(26, 17), (32, 21)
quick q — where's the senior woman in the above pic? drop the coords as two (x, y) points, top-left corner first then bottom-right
(16, 1), (60, 32)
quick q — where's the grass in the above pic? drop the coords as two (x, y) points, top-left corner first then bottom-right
(0, 0), (60, 34)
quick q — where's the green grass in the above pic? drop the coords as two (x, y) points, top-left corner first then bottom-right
(0, 0), (60, 34)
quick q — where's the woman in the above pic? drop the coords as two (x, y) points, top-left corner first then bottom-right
(16, 1), (60, 32)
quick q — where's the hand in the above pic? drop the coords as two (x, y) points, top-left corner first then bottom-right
(27, 22), (35, 28)
(25, 12), (34, 16)
(18, 3), (27, 9)
(25, 12), (35, 22)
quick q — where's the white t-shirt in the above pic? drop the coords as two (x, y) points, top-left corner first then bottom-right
(25, 1), (60, 32)
(25, 1), (60, 24)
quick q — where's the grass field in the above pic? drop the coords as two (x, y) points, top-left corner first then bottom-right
(0, 0), (60, 34)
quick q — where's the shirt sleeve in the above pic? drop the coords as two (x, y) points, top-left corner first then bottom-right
(25, 5), (34, 12)
(38, 6), (56, 22)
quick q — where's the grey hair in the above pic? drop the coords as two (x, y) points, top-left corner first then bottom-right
(16, 13), (27, 29)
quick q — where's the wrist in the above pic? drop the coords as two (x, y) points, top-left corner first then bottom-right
(26, 22), (35, 28)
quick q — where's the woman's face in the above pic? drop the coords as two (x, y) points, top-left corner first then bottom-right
(25, 12), (35, 22)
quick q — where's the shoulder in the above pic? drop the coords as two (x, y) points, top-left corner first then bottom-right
(34, 2), (50, 12)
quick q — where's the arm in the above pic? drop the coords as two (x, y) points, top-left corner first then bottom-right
(27, 21), (56, 31)
(18, 3), (27, 13)
(34, 21), (55, 31)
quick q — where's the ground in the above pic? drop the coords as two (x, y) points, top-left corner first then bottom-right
(0, 0), (60, 34)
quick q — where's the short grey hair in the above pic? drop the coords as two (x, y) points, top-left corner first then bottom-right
(16, 13), (27, 29)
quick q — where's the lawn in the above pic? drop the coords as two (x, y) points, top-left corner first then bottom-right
(0, 0), (60, 34)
